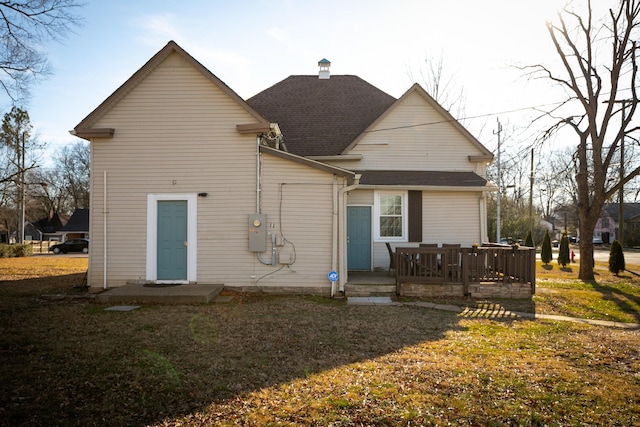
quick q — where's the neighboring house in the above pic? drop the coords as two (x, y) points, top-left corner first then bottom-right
(596, 203), (640, 244)
(73, 41), (496, 294)
(539, 219), (553, 237)
(60, 208), (89, 240)
(25, 212), (64, 241)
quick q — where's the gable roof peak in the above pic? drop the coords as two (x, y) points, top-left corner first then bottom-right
(73, 40), (269, 139)
(400, 83), (493, 158)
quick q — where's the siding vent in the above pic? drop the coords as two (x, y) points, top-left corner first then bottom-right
(318, 58), (331, 79)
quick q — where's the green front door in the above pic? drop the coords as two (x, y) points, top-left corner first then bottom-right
(157, 200), (188, 281)
(347, 206), (371, 271)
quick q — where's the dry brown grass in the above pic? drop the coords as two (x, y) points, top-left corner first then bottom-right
(1, 256), (639, 426)
(0, 255), (87, 280)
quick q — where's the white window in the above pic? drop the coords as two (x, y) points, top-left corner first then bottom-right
(374, 191), (407, 241)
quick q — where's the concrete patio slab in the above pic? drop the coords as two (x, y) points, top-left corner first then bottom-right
(347, 296), (395, 305)
(103, 305), (141, 312)
(95, 283), (223, 304)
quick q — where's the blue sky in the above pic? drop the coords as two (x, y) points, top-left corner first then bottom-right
(10, 0), (564, 156)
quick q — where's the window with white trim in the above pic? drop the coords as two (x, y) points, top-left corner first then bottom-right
(374, 191), (407, 241)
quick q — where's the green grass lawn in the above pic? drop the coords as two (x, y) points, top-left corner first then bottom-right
(0, 256), (639, 426)
(533, 259), (640, 323)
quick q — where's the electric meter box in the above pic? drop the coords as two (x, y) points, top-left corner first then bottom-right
(248, 214), (267, 252)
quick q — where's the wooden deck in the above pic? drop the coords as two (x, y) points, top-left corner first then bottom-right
(394, 246), (536, 298)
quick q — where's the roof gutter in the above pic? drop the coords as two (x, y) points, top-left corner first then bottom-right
(355, 184), (498, 192)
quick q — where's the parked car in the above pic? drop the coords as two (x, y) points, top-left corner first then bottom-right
(49, 239), (89, 254)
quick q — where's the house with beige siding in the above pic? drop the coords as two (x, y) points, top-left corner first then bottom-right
(247, 67), (496, 278)
(73, 41), (496, 296)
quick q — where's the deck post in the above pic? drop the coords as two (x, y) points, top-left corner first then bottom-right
(462, 249), (469, 295)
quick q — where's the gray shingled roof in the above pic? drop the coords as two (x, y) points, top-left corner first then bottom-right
(355, 170), (489, 187)
(602, 203), (640, 222)
(33, 212), (64, 233)
(246, 75), (396, 157)
(60, 208), (89, 232)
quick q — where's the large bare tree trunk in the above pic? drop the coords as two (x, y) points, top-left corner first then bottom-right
(531, 0), (640, 281)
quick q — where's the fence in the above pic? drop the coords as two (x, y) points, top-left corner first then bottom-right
(395, 245), (536, 297)
(27, 240), (57, 254)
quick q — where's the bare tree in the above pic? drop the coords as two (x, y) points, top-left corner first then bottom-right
(50, 141), (89, 213)
(22, 141), (89, 221)
(535, 148), (579, 221)
(0, 0), (82, 102)
(486, 189), (547, 245)
(27, 168), (63, 217)
(0, 106), (43, 241)
(528, 0), (640, 280)
(407, 52), (467, 121)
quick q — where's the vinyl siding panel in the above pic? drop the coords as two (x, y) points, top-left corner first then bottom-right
(347, 189), (374, 205)
(254, 155), (344, 288)
(330, 91), (487, 173)
(87, 52), (272, 288)
(423, 191), (482, 245)
(370, 191), (481, 270)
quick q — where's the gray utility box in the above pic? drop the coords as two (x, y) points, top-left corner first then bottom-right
(248, 213), (267, 252)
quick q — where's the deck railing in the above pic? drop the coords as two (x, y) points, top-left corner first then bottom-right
(395, 245), (536, 295)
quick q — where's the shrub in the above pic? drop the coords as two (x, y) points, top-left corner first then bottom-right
(609, 240), (625, 276)
(0, 244), (33, 258)
(558, 234), (570, 267)
(541, 229), (552, 264)
(525, 230), (534, 248)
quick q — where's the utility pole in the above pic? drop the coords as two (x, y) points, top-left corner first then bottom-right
(529, 148), (534, 237)
(619, 128), (624, 246)
(614, 100), (631, 247)
(18, 132), (25, 244)
(494, 118), (502, 243)
(608, 99), (632, 247)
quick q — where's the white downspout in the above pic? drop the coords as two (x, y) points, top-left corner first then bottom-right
(103, 170), (108, 290)
(337, 174), (361, 293)
(480, 193), (488, 243)
(331, 177), (338, 296)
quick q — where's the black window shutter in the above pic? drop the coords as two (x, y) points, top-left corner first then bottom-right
(408, 190), (422, 242)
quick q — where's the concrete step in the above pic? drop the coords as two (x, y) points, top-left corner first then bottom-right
(344, 283), (397, 297)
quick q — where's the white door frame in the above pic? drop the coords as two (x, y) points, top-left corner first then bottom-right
(146, 194), (197, 283)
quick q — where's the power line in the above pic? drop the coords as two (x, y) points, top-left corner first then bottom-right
(363, 101), (567, 134)
(285, 98), (580, 142)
